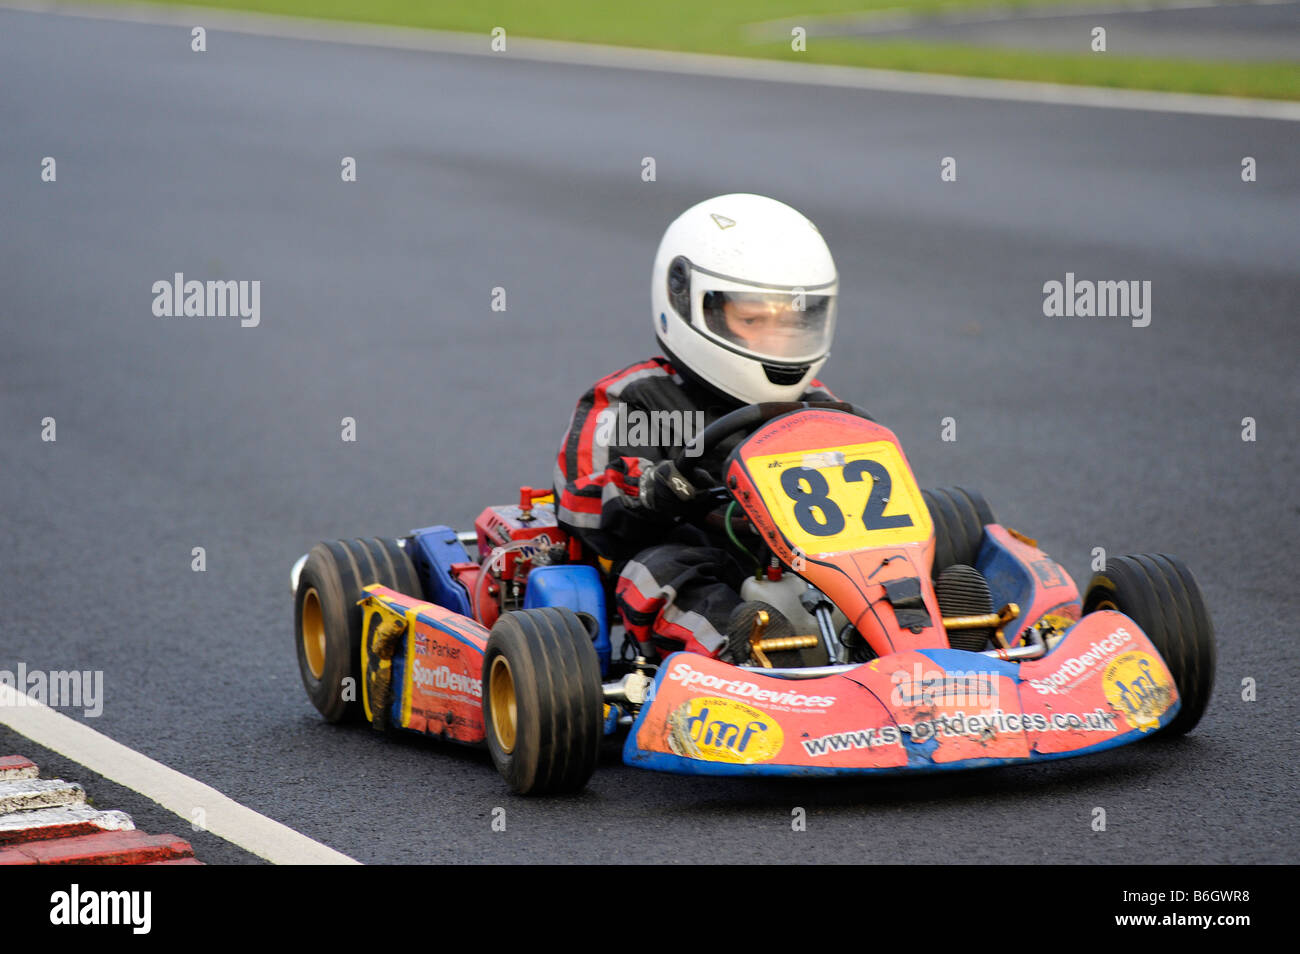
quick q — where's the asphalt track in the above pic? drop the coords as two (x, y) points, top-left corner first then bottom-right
(1, 7), (1298, 864)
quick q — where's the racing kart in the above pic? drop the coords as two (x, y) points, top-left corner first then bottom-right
(291, 402), (1215, 794)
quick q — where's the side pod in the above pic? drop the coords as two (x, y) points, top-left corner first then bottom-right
(358, 585), (490, 745)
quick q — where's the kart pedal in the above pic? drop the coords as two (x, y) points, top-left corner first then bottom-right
(720, 601), (792, 666)
(935, 565), (994, 651)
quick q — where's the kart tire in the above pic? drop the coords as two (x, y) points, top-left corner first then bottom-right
(294, 537), (424, 723)
(923, 487), (996, 574)
(483, 607), (603, 795)
(1082, 553), (1215, 736)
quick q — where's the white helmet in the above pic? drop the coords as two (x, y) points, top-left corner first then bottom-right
(651, 193), (837, 405)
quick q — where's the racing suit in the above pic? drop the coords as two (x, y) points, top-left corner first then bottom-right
(553, 356), (837, 660)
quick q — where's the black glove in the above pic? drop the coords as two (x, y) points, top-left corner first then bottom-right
(639, 460), (702, 519)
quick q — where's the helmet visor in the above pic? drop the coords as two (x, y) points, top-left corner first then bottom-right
(701, 290), (835, 363)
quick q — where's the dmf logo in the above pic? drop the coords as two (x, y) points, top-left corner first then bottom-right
(1103, 651), (1174, 731)
(666, 697), (784, 764)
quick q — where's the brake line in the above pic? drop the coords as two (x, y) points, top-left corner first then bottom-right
(723, 500), (762, 576)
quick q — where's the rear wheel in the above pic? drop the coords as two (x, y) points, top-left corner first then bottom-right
(294, 537), (423, 723)
(483, 607), (603, 795)
(1083, 553), (1215, 736)
(923, 487), (995, 574)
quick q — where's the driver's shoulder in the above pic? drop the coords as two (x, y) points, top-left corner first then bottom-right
(588, 355), (691, 407)
(592, 356), (674, 392)
(803, 378), (838, 401)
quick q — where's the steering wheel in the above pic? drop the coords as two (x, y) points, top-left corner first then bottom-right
(670, 401), (874, 496)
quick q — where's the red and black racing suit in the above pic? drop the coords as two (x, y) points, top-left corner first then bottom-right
(553, 355), (836, 660)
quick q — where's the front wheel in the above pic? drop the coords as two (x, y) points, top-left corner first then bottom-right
(923, 486), (996, 574)
(1083, 554), (1216, 736)
(483, 608), (603, 795)
(293, 537), (423, 723)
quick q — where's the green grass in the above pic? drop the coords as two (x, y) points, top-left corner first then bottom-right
(757, 37), (1300, 100)
(81, 0), (1300, 100)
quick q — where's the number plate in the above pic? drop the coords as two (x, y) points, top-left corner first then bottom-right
(747, 440), (932, 555)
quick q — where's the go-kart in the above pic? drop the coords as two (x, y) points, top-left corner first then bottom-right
(291, 402), (1215, 794)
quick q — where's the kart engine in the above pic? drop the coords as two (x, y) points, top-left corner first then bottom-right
(460, 486), (571, 628)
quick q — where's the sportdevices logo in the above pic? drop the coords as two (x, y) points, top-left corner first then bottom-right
(412, 662), (481, 698)
(667, 662), (835, 709)
(801, 725), (900, 756)
(1029, 627), (1133, 695)
(801, 708), (1119, 757)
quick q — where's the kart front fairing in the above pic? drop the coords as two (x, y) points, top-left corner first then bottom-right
(624, 610), (1179, 775)
(623, 408), (1182, 776)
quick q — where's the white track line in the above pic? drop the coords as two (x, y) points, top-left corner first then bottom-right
(0, 685), (359, 865)
(3, 0), (1299, 121)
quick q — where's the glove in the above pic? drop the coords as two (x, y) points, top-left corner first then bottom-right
(639, 460), (702, 519)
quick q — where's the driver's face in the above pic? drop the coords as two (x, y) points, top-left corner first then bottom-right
(722, 297), (805, 354)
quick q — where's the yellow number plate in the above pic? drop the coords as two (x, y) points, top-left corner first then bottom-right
(747, 441), (932, 556)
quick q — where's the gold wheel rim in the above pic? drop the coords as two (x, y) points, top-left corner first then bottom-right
(1095, 598), (1119, 612)
(301, 587), (326, 680)
(489, 655), (517, 754)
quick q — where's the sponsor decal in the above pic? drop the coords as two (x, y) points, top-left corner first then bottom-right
(1030, 558), (1069, 588)
(1039, 612), (1078, 631)
(485, 537), (554, 574)
(667, 661), (835, 710)
(667, 696), (783, 764)
(1103, 651), (1173, 731)
(412, 661), (482, 698)
(801, 725), (901, 757)
(801, 451), (845, 469)
(801, 707), (1119, 757)
(1029, 626), (1133, 695)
